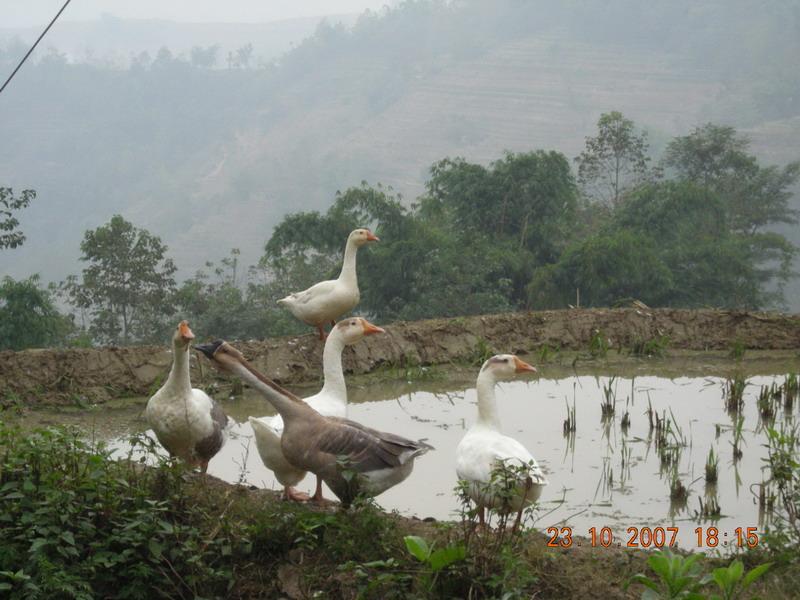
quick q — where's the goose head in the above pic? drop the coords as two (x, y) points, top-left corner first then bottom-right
(331, 317), (385, 345)
(173, 320), (195, 349)
(194, 340), (241, 374)
(480, 354), (537, 381)
(348, 228), (380, 247)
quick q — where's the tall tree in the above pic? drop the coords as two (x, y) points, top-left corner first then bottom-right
(0, 187), (36, 250)
(63, 215), (177, 345)
(574, 111), (652, 206)
(190, 45), (219, 69)
(0, 275), (72, 350)
(663, 123), (800, 235)
(423, 151), (578, 262)
(530, 180), (793, 310)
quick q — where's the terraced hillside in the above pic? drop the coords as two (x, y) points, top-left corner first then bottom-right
(166, 35), (736, 272)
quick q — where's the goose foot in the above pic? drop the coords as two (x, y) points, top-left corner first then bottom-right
(511, 509), (524, 534)
(316, 324), (327, 340)
(311, 477), (326, 503)
(475, 506), (488, 532)
(284, 486), (311, 502)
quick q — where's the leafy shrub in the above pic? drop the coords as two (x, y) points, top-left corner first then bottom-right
(0, 425), (241, 599)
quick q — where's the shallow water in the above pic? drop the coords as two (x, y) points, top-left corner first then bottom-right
(16, 353), (798, 552)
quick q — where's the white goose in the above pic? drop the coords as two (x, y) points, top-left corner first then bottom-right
(247, 317), (385, 501)
(456, 354), (548, 527)
(144, 320), (228, 473)
(277, 228), (379, 339)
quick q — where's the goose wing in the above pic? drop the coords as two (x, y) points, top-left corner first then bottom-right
(192, 391), (229, 462)
(457, 431), (546, 485)
(316, 417), (433, 474)
(281, 279), (337, 305)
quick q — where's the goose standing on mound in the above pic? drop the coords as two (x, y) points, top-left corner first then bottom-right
(277, 228), (379, 339)
(195, 340), (433, 505)
(456, 354), (548, 527)
(248, 317), (385, 502)
(145, 320), (229, 473)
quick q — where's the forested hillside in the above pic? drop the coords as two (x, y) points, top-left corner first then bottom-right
(1, 0), (798, 310)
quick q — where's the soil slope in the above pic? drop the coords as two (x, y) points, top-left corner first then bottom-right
(1, 308), (799, 406)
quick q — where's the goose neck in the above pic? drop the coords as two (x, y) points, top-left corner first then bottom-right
(475, 370), (502, 430)
(165, 342), (192, 395)
(338, 237), (359, 285)
(319, 332), (348, 401)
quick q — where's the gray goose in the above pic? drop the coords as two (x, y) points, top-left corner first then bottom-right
(195, 340), (433, 505)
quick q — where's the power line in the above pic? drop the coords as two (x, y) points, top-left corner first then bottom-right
(0, 0), (73, 96)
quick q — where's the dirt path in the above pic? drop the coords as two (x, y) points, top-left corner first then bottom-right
(2, 308), (799, 405)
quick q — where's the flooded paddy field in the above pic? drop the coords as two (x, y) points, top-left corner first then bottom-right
(13, 351), (799, 552)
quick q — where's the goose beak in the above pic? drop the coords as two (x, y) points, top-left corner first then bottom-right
(194, 340), (239, 374)
(513, 356), (537, 374)
(366, 230), (380, 242)
(194, 340), (223, 359)
(361, 319), (385, 336)
(179, 320), (195, 342)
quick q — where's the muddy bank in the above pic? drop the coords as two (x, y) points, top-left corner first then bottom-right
(1, 308), (799, 405)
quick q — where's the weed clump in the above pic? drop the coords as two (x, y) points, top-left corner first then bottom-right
(563, 398), (577, 435)
(782, 373), (799, 411)
(629, 334), (669, 358)
(723, 374), (747, 414)
(0, 424), (244, 598)
(588, 329), (609, 359)
(600, 376), (617, 421)
(705, 447), (719, 485)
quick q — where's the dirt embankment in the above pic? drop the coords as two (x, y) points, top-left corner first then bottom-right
(1, 308), (799, 406)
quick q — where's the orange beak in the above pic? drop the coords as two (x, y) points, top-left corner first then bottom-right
(513, 356), (537, 374)
(361, 319), (385, 336)
(179, 320), (195, 341)
(366, 230), (380, 242)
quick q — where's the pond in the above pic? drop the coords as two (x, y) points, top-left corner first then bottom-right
(18, 352), (798, 552)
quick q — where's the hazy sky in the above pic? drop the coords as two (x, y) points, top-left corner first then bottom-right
(2, 1), (395, 28)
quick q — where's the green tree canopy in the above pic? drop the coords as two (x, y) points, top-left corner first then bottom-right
(574, 111), (653, 206)
(62, 215), (177, 345)
(176, 248), (304, 341)
(0, 187), (36, 250)
(663, 123), (800, 235)
(530, 178), (795, 310)
(0, 275), (72, 351)
(528, 230), (674, 309)
(422, 150), (578, 263)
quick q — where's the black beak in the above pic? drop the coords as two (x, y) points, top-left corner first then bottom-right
(194, 340), (223, 359)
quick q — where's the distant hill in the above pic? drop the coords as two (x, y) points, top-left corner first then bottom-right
(0, 0), (798, 307)
(0, 14), (351, 65)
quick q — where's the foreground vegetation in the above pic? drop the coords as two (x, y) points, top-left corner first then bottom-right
(0, 423), (797, 599)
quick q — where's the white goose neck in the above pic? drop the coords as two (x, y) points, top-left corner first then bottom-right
(475, 370), (502, 431)
(338, 237), (360, 285)
(165, 342), (192, 395)
(319, 331), (348, 402)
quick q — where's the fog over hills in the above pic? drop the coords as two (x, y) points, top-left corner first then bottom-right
(1, 0), (798, 307)
(0, 14), (348, 66)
